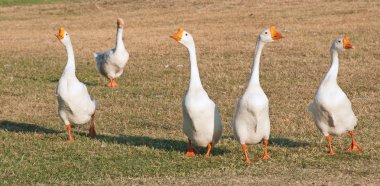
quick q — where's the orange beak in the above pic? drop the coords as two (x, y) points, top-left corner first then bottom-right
(343, 35), (353, 49)
(56, 27), (65, 40)
(270, 25), (283, 40)
(117, 18), (124, 28)
(170, 27), (183, 42)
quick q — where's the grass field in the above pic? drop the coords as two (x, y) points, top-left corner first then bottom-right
(0, 0), (77, 7)
(1, 0), (379, 185)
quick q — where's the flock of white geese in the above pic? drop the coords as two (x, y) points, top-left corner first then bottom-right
(55, 18), (361, 162)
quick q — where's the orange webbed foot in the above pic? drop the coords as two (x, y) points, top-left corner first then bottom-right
(185, 151), (196, 157)
(347, 131), (362, 152)
(107, 79), (113, 87)
(109, 79), (118, 88)
(185, 139), (197, 157)
(205, 143), (212, 157)
(185, 146), (197, 157)
(348, 142), (362, 152)
(261, 152), (270, 160)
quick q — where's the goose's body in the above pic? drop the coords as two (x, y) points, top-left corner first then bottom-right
(94, 18), (129, 87)
(232, 86), (270, 145)
(56, 27), (97, 141)
(182, 88), (223, 148)
(171, 28), (223, 156)
(231, 26), (283, 162)
(57, 77), (96, 125)
(309, 35), (361, 155)
(310, 82), (357, 136)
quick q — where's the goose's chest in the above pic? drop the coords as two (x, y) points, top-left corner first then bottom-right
(57, 78), (72, 96)
(241, 88), (268, 110)
(110, 50), (128, 63)
(315, 85), (347, 106)
(183, 91), (212, 114)
(57, 77), (83, 98)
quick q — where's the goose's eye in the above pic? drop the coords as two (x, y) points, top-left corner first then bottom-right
(265, 32), (268, 34)
(65, 33), (68, 36)
(338, 40), (341, 43)
(185, 33), (188, 36)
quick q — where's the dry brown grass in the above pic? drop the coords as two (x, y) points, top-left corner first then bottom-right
(1, 0), (380, 185)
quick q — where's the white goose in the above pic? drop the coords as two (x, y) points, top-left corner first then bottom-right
(170, 27), (223, 157)
(94, 18), (129, 88)
(56, 27), (97, 141)
(309, 34), (361, 155)
(231, 26), (283, 163)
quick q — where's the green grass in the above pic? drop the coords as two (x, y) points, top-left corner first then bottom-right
(0, 54), (378, 184)
(0, 0), (379, 185)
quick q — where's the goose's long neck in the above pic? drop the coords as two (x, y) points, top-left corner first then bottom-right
(63, 41), (76, 77)
(115, 28), (125, 51)
(323, 47), (339, 84)
(247, 38), (265, 88)
(187, 45), (203, 90)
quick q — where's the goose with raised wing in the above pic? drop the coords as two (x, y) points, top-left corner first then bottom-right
(94, 18), (129, 88)
(308, 34), (361, 155)
(231, 26), (283, 163)
(170, 27), (223, 157)
(56, 27), (97, 141)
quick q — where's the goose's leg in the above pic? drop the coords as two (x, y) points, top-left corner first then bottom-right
(111, 79), (119, 88)
(205, 143), (212, 157)
(185, 138), (196, 157)
(261, 139), (270, 160)
(347, 131), (361, 152)
(242, 144), (251, 163)
(326, 135), (335, 155)
(87, 114), (96, 138)
(107, 78), (113, 87)
(66, 124), (74, 142)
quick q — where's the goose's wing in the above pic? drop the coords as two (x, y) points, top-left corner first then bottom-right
(94, 49), (115, 65)
(71, 81), (95, 113)
(182, 98), (196, 132)
(314, 88), (356, 128)
(318, 103), (335, 127)
(94, 49), (117, 77)
(308, 101), (334, 127)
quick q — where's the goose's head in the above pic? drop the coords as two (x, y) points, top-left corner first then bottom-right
(170, 27), (195, 48)
(117, 18), (124, 29)
(56, 27), (70, 45)
(332, 34), (353, 52)
(259, 26), (283, 43)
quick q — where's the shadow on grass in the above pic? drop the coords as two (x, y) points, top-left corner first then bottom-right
(0, 120), (228, 155)
(0, 120), (61, 134)
(48, 79), (98, 87)
(220, 135), (308, 149)
(82, 81), (99, 87)
(222, 135), (235, 141)
(269, 137), (310, 148)
(75, 131), (228, 155)
(48, 78), (59, 83)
